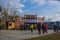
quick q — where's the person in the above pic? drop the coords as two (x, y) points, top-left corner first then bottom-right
(0, 24), (2, 32)
(30, 24), (34, 32)
(6, 21), (8, 30)
(0, 24), (2, 30)
(45, 24), (48, 33)
(53, 23), (58, 33)
(24, 24), (26, 30)
(42, 23), (45, 34)
(37, 23), (41, 35)
(20, 25), (23, 30)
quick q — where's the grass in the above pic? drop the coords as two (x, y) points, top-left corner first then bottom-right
(25, 33), (60, 40)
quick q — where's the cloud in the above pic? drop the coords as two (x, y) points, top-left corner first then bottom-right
(31, 0), (46, 5)
(48, 0), (60, 5)
(23, 0), (28, 3)
(45, 13), (60, 22)
(23, 0), (46, 5)
(9, 0), (25, 8)
(57, 8), (60, 12)
(55, 13), (60, 17)
(18, 9), (24, 13)
(0, 0), (25, 15)
(43, 9), (47, 12)
(58, 10), (60, 12)
(53, 14), (60, 21)
(0, 0), (25, 8)
(57, 10), (60, 14)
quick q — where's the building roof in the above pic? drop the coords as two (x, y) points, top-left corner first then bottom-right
(24, 15), (37, 19)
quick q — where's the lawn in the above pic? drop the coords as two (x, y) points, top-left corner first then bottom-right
(25, 33), (60, 40)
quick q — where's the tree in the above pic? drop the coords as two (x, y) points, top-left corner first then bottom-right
(0, 6), (2, 12)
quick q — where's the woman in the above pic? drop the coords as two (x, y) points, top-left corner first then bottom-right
(45, 24), (48, 33)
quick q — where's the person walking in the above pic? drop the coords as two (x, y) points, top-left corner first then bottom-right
(53, 23), (58, 33)
(42, 23), (45, 34)
(37, 23), (41, 35)
(45, 24), (48, 34)
(30, 24), (34, 32)
(0, 24), (2, 30)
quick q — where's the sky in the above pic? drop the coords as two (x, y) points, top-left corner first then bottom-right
(0, 0), (60, 21)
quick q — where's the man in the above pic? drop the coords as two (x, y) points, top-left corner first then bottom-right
(30, 24), (34, 32)
(37, 23), (41, 35)
(42, 23), (45, 34)
(53, 23), (58, 33)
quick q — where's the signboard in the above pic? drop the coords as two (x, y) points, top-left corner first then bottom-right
(24, 19), (37, 23)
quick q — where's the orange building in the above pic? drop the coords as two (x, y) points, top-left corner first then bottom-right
(15, 17), (20, 30)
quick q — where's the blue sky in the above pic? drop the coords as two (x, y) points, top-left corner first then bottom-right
(0, 0), (60, 18)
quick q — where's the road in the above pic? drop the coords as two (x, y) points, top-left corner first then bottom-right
(0, 30), (54, 40)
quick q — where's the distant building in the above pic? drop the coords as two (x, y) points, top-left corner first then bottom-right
(15, 17), (20, 29)
(24, 14), (37, 29)
(37, 16), (45, 23)
(20, 17), (24, 25)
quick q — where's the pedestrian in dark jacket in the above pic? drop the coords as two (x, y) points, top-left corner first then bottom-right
(42, 23), (45, 34)
(37, 23), (41, 35)
(53, 23), (58, 32)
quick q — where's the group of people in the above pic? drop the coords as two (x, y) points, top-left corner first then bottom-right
(30, 22), (59, 35)
(37, 23), (48, 35)
(30, 23), (48, 35)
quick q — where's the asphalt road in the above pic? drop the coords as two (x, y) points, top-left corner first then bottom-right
(0, 30), (54, 40)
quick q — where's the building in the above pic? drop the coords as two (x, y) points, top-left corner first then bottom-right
(37, 16), (45, 23)
(24, 14), (37, 30)
(20, 17), (24, 25)
(15, 17), (20, 30)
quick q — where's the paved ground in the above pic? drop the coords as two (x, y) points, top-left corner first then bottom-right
(0, 30), (54, 40)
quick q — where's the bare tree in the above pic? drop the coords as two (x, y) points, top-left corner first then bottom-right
(0, 6), (2, 12)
